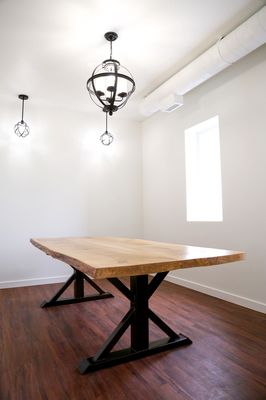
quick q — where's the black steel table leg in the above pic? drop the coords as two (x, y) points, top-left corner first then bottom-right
(41, 267), (113, 308)
(79, 273), (192, 373)
(130, 275), (149, 351)
(74, 269), (84, 298)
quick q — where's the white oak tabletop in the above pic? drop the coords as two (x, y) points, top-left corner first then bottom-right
(30, 236), (245, 279)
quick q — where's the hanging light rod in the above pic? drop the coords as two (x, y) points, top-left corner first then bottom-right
(14, 94), (30, 138)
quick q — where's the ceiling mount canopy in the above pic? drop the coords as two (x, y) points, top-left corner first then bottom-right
(104, 31), (118, 42)
(86, 31), (135, 117)
(14, 94), (30, 138)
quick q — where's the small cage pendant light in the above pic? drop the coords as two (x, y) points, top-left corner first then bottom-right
(100, 112), (114, 146)
(14, 94), (30, 138)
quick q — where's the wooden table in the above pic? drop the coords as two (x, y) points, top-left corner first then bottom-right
(30, 237), (244, 374)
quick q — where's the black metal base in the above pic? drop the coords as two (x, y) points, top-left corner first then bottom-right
(79, 273), (192, 374)
(79, 335), (192, 373)
(41, 268), (113, 308)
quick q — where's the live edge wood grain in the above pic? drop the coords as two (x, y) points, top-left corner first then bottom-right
(30, 237), (245, 279)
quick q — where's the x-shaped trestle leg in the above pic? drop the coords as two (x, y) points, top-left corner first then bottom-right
(41, 267), (113, 308)
(79, 272), (192, 373)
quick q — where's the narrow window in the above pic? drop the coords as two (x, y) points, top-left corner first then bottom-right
(185, 116), (223, 221)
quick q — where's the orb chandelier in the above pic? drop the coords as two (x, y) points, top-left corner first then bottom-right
(14, 94), (30, 138)
(87, 32), (135, 145)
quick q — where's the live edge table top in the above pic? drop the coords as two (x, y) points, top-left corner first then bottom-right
(30, 237), (245, 279)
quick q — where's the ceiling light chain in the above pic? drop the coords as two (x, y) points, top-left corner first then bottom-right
(110, 39), (113, 59)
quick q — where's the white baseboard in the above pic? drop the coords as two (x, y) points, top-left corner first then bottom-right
(0, 275), (70, 289)
(1, 274), (265, 314)
(166, 274), (266, 314)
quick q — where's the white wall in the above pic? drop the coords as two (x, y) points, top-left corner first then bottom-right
(142, 45), (266, 313)
(1, 47), (266, 314)
(0, 102), (142, 286)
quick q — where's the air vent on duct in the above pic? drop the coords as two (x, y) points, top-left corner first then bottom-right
(159, 94), (184, 113)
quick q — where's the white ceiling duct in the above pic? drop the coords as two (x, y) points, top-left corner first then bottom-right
(140, 6), (266, 117)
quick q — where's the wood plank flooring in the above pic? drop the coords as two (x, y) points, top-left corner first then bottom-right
(0, 279), (265, 400)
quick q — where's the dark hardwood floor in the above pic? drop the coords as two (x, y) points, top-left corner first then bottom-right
(0, 278), (265, 400)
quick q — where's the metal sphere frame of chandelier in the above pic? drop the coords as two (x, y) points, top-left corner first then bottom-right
(14, 94), (30, 138)
(86, 32), (136, 116)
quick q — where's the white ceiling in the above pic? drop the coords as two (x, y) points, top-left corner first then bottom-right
(0, 0), (265, 119)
